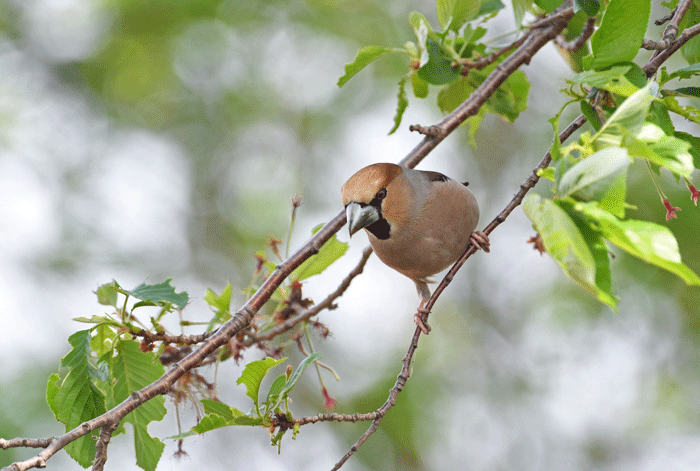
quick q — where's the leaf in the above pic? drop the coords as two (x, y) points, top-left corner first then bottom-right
(591, 81), (655, 149)
(674, 131), (700, 169)
(109, 340), (166, 471)
(123, 279), (189, 310)
(389, 76), (409, 135)
(557, 147), (631, 202)
(236, 357), (287, 413)
(590, 0), (650, 70)
(680, 2), (700, 64)
(337, 46), (393, 87)
(437, 76), (472, 113)
(478, 0), (505, 16)
(620, 124), (695, 179)
(512, 0), (533, 27)
(534, 0), (562, 13)
(204, 283), (232, 328)
(169, 400), (262, 439)
(291, 224), (349, 280)
(46, 331), (106, 467)
(670, 63), (700, 80)
(574, 0), (600, 16)
(674, 87), (700, 98)
(575, 203), (700, 285)
(417, 40), (460, 85)
(266, 353), (322, 413)
(569, 66), (639, 96)
(95, 280), (119, 307)
(487, 69), (530, 121)
(437, 0), (481, 32)
(523, 194), (617, 308)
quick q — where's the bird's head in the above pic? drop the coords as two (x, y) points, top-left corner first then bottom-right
(341, 163), (412, 240)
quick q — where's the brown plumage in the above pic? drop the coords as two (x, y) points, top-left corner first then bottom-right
(341, 163), (489, 333)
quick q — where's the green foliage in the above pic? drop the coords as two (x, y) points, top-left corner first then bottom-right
(291, 224), (349, 281)
(171, 354), (321, 451)
(46, 331), (107, 467)
(338, 0), (523, 135)
(122, 279), (189, 310)
(590, 0), (650, 70)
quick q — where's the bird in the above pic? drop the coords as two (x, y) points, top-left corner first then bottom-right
(341, 162), (490, 333)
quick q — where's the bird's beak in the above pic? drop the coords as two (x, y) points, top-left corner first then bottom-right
(345, 202), (380, 237)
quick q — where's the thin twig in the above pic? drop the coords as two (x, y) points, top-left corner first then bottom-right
(92, 422), (119, 471)
(653, 0), (693, 54)
(644, 23), (700, 77)
(555, 16), (596, 51)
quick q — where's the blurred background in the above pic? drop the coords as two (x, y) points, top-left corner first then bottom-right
(1, 0), (700, 470)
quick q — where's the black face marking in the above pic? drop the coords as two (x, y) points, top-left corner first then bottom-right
(366, 218), (391, 240)
(431, 173), (448, 182)
(370, 187), (387, 206)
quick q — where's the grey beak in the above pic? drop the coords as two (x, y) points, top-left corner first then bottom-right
(345, 202), (380, 237)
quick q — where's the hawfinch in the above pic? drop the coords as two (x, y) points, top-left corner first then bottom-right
(341, 163), (490, 333)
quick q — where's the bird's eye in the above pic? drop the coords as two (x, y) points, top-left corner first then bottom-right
(376, 188), (387, 200)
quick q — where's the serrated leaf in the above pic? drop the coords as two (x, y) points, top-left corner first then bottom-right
(674, 131), (700, 169)
(575, 202), (700, 285)
(109, 340), (166, 471)
(557, 147), (631, 202)
(237, 357), (287, 414)
(123, 279), (189, 310)
(389, 77), (409, 135)
(590, 0), (650, 70)
(95, 281), (119, 307)
(337, 46), (393, 88)
(291, 224), (349, 281)
(417, 40), (460, 85)
(574, 0), (600, 16)
(523, 194), (616, 308)
(437, 0), (481, 32)
(674, 87), (700, 98)
(47, 331), (106, 467)
(670, 63), (700, 80)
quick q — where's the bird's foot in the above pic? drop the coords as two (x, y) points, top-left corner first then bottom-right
(470, 231), (491, 253)
(414, 307), (432, 334)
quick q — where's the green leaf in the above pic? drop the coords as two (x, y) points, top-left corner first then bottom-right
(417, 40), (460, 85)
(648, 100), (675, 135)
(487, 69), (530, 121)
(95, 281), (119, 307)
(534, 0), (562, 13)
(205, 283), (232, 313)
(523, 194), (617, 308)
(46, 331), (106, 467)
(680, 2), (700, 64)
(412, 73), (429, 98)
(592, 82), (656, 149)
(569, 66), (639, 96)
(109, 340), (166, 471)
(291, 224), (349, 280)
(389, 77), (409, 135)
(574, 0), (600, 16)
(437, 76), (472, 113)
(337, 46), (393, 87)
(590, 0), (650, 70)
(674, 131), (700, 169)
(661, 96), (700, 125)
(670, 63), (700, 80)
(575, 202), (700, 285)
(674, 87), (700, 98)
(169, 400), (262, 439)
(557, 147), (630, 209)
(620, 124), (695, 179)
(537, 167), (556, 181)
(236, 357), (287, 414)
(123, 279), (189, 310)
(580, 101), (602, 131)
(512, 0), (533, 27)
(266, 353), (322, 414)
(478, 0), (505, 16)
(437, 0), (481, 32)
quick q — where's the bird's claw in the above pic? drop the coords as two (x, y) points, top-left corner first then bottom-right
(470, 231), (491, 253)
(414, 308), (432, 334)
